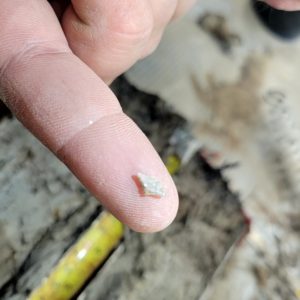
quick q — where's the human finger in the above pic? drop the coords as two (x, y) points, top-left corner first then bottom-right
(0, 0), (179, 232)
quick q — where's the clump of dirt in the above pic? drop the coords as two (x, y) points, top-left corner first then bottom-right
(198, 13), (241, 52)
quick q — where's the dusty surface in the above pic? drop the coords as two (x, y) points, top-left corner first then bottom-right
(0, 77), (245, 300)
(0, 116), (100, 298)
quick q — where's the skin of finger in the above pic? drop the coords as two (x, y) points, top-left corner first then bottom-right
(58, 114), (179, 232)
(62, 0), (154, 83)
(149, 0), (178, 31)
(0, 0), (66, 68)
(0, 0), (121, 151)
(140, 30), (164, 59)
(0, 0), (179, 232)
(262, 0), (300, 10)
(1, 52), (122, 151)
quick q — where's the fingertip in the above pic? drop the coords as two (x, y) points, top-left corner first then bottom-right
(58, 113), (179, 233)
(123, 174), (179, 233)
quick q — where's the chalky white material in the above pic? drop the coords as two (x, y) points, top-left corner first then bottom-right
(136, 173), (166, 198)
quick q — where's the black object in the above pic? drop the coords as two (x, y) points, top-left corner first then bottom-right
(252, 0), (300, 39)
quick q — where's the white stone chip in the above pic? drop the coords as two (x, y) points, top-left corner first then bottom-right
(137, 173), (166, 198)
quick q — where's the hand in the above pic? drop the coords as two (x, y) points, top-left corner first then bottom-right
(0, 0), (195, 232)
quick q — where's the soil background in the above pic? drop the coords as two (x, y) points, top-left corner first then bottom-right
(0, 77), (245, 300)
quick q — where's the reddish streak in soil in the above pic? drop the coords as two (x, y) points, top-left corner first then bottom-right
(237, 209), (252, 246)
(200, 148), (222, 164)
(132, 175), (161, 199)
